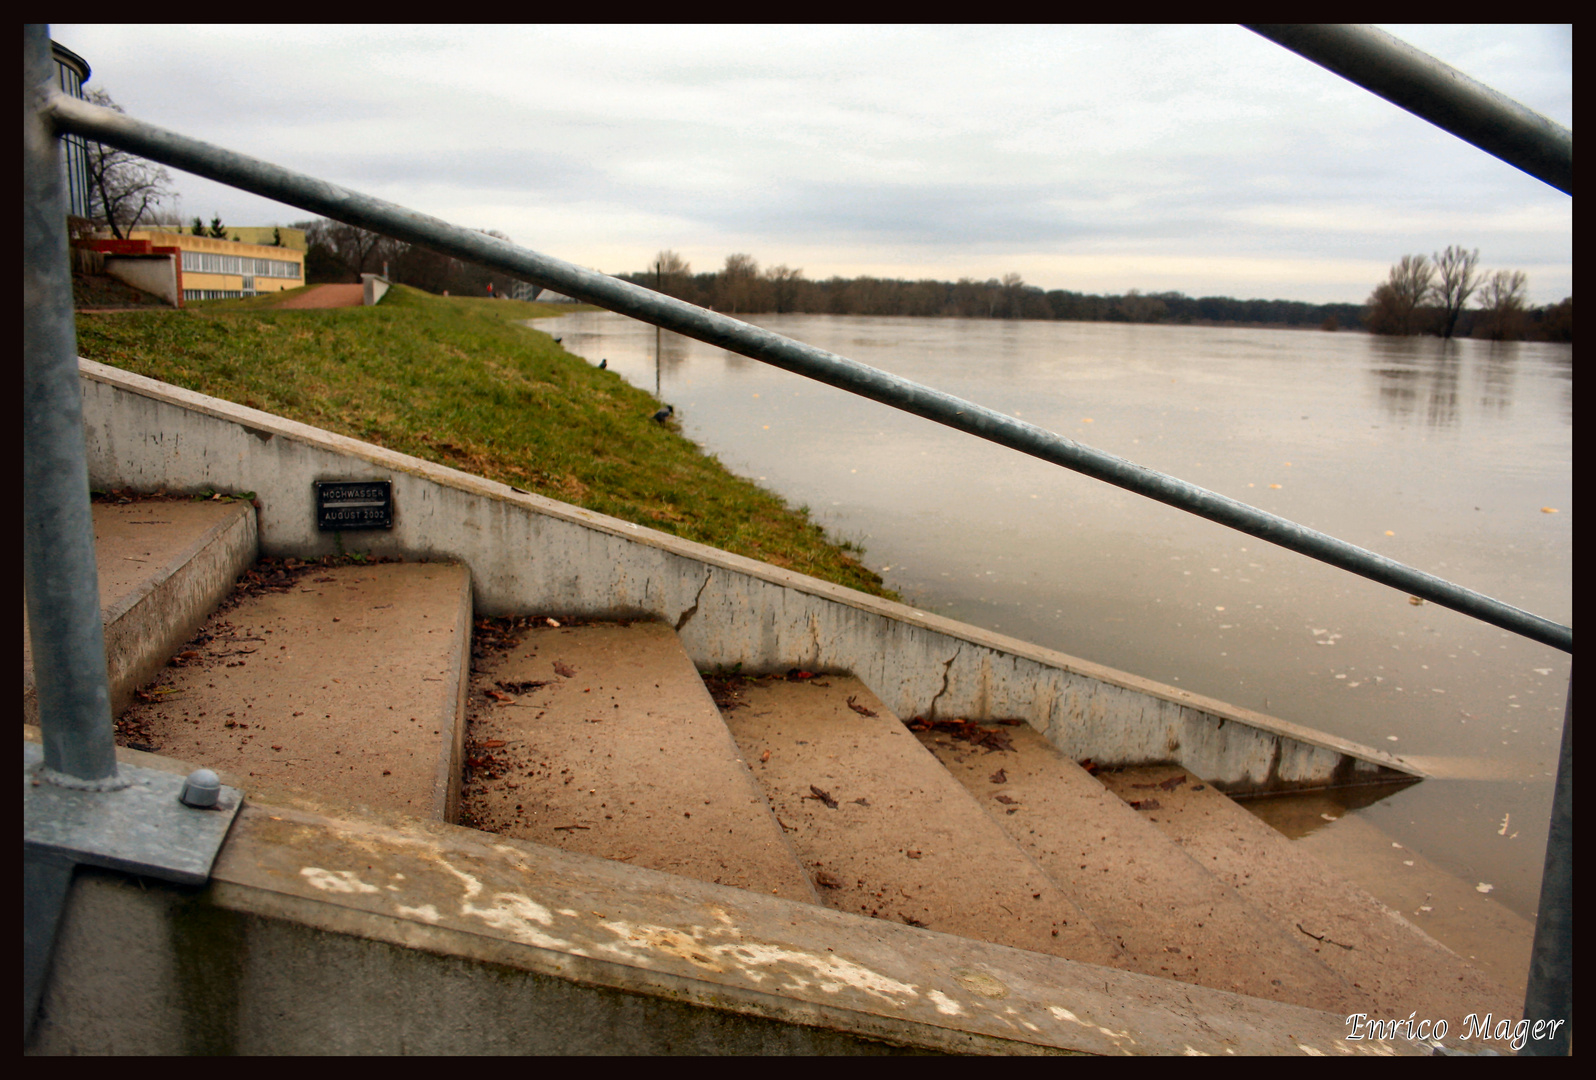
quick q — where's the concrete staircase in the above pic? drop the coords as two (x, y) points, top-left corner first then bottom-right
(26, 497), (1521, 1052)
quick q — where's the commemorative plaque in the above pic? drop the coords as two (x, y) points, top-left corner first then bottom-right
(315, 480), (393, 531)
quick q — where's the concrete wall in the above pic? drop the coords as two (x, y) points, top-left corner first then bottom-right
(77, 359), (1418, 795)
(25, 753), (1404, 1056)
(104, 254), (179, 306)
(361, 273), (390, 306)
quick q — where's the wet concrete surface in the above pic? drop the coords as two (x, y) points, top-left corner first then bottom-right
(919, 721), (1360, 1012)
(1096, 764), (1520, 1031)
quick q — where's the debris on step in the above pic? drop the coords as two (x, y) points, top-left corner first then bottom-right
(920, 722), (1362, 1013)
(113, 561), (470, 821)
(720, 675), (1119, 967)
(1097, 764), (1521, 1031)
(461, 621), (817, 904)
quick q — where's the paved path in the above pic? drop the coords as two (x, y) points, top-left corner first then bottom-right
(272, 283), (365, 309)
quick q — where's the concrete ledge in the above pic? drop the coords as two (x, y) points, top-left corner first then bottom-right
(24, 499), (257, 727)
(361, 273), (390, 306)
(435, 562), (473, 823)
(26, 770), (1422, 1055)
(77, 358), (1418, 794)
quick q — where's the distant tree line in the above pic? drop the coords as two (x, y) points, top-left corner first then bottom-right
(620, 252), (1369, 331)
(297, 218), (527, 298)
(1366, 246), (1570, 342)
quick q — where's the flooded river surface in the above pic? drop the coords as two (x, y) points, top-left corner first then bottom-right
(539, 310), (1571, 926)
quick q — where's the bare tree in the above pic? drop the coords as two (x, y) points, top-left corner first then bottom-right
(1366, 254), (1435, 335)
(1477, 269), (1528, 340)
(651, 250), (692, 299)
(303, 218), (394, 281)
(764, 264), (804, 313)
(84, 89), (175, 239)
(717, 253), (761, 314)
(1431, 245), (1480, 339)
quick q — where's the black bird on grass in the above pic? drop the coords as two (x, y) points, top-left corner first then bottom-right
(652, 405), (674, 424)
(553, 336), (563, 344)
(599, 358), (607, 369)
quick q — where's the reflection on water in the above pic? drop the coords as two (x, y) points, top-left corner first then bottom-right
(538, 311), (1572, 922)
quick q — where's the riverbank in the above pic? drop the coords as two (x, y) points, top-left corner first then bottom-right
(74, 284), (892, 598)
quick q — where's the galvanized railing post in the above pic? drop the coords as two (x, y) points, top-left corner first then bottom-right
(1519, 676), (1572, 1055)
(22, 23), (119, 786)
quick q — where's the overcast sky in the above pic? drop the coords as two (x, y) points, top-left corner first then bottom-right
(52, 24), (1572, 305)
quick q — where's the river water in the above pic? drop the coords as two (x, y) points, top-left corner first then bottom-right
(538, 310), (1572, 924)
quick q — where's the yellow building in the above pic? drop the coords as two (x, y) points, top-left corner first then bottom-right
(127, 230), (306, 301)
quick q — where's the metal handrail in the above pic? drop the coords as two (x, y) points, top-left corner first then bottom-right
(38, 89), (1574, 655)
(24, 23), (1570, 1052)
(1245, 25), (1572, 196)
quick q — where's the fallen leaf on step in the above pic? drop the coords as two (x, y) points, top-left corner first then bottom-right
(852, 797), (871, 807)
(480, 740), (506, 749)
(1129, 798), (1161, 811)
(901, 914), (927, 928)
(994, 794), (1017, 805)
(1157, 774), (1187, 792)
(485, 689), (515, 703)
(805, 785), (838, 809)
(760, 749), (771, 762)
(989, 768), (1008, 784)
(786, 668), (815, 681)
(929, 719), (1015, 752)
(845, 695), (877, 717)
(498, 680), (549, 695)
(814, 870), (844, 889)
(553, 661), (576, 678)
(906, 850), (923, 859)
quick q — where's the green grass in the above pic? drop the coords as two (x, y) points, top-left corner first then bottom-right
(77, 284), (895, 598)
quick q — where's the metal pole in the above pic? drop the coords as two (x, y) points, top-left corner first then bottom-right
(23, 26), (120, 785)
(42, 89), (1572, 655)
(1245, 24), (1572, 196)
(1519, 676), (1572, 1055)
(655, 258), (663, 398)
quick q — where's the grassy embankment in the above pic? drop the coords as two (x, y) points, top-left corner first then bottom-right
(76, 284), (893, 598)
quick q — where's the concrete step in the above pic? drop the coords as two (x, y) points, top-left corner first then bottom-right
(1288, 806), (1534, 1001)
(915, 720), (1363, 1014)
(111, 561), (473, 821)
(1096, 765), (1521, 1029)
(459, 621), (818, 904)
(719, 674), (1121, 968)
(23, 497), (257, 726)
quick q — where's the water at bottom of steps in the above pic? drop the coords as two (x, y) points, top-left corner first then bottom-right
(1097, 766), (1522, 1029)
(916, 721), (1361, 1013)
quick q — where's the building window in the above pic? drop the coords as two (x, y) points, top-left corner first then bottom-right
(181, 251), (300, 278)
